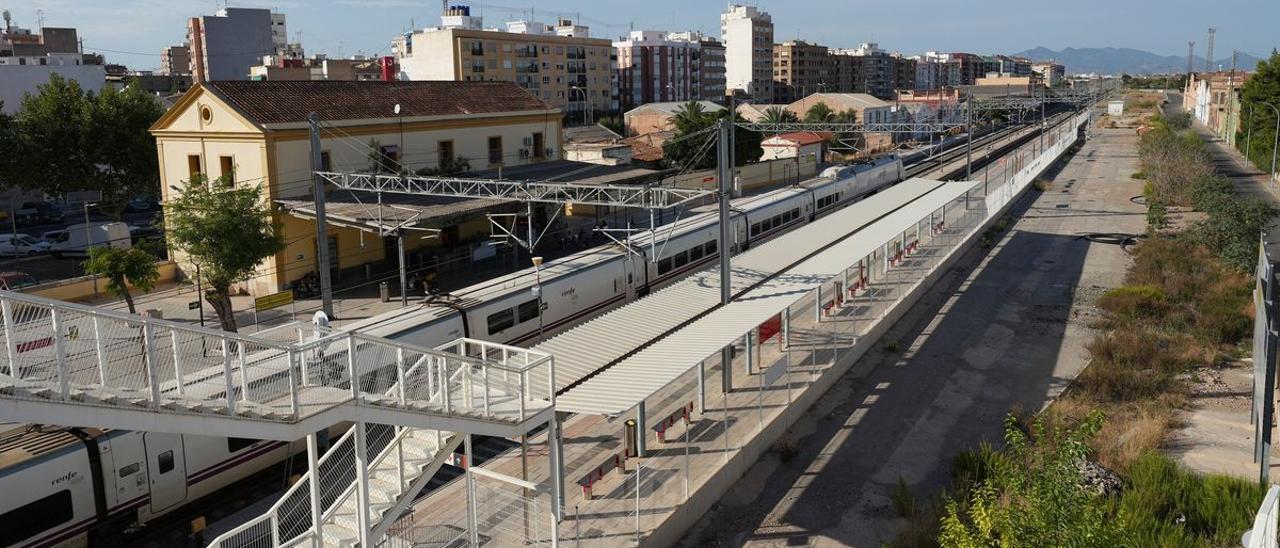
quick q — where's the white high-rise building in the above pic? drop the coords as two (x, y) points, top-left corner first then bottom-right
(720, 4), (772, 100)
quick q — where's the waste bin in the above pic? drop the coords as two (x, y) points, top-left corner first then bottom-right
(379, 281), (390, 303)
(624, 419), (638, 458)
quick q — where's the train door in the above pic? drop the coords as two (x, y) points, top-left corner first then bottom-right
(143, 432), (187, 513)
(109, 433), (147, 507)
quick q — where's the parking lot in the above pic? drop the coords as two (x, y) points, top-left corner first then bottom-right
(0, 204), (162, 283)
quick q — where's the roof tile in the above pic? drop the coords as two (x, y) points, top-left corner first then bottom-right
(203, 80), (553, 126)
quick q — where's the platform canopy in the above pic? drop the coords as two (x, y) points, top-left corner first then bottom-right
(554, 179), (980, 416)
(530, 179), (950, 396)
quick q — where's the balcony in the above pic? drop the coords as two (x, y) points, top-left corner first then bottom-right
(469, 46), (484, 56)
(516, 63), (539, 74)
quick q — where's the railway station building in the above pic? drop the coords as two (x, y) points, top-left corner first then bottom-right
(149, 80), (565, 296)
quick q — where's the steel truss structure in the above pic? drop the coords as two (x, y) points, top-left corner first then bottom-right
(316, 171), (715, 210)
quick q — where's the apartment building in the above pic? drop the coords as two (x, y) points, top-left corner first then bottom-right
(615, 30), (725, 110)
(150, 80), (562, 295)
(831, 43), (911, 100)
(187, 8), (282, 82)
(772, 40), (834, 104)
(0, 52), (104, 114)
(1031, 61), (1066, 87)
(393, 7), (615, 121)
(984, 55), (1033, 78)
(0, 15), (79, 58)
(158, 44), (191, 76)
(911, 52), (963, 91)
(249, 55), (390, 81)
(721, 4), (773, 100)
(669, 32), (727, 102)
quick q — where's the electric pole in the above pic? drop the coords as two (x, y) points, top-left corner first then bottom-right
(1187, 41), (1196, 79)
(308, 112), (335, 317)
(1204, 28), (1216, 73)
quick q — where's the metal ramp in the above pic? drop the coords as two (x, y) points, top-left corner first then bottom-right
(0, 291), (555, 440)
(0, 290), (565, 547)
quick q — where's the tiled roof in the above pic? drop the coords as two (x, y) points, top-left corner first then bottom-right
(202, 80), (553, 126)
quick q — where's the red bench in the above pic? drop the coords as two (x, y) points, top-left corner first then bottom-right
(653, 402), (695, 443)
(577, 452), (625, 500)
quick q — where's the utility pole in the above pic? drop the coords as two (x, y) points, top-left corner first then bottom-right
(308, 112), (334, 317)
(719, 102), (734, 393)
(1228, 51), (1238, 142)
(1204, 28), (1216, 73)
(965, 89), (973, 179)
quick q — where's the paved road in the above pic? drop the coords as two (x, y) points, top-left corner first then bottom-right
(681, 122), (1146, 547)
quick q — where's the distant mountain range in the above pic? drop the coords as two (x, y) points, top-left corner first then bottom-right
(1011, 47), (1266, 75)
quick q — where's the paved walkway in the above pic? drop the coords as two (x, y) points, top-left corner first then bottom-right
(1161, 92), (1280, 483)
(683, 123), (1145, 546)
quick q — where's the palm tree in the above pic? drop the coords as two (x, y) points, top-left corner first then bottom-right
(671, 101), (711, 133)
(761, 106), (799, 124)
(804, 102), (835, 123)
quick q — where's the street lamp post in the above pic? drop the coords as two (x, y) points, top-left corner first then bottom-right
(1260, 101), (1280, 184)
(1246, 103), (1254, 165)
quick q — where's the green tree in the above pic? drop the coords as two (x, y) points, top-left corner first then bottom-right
(82, 246), (160, 314)
(0, 103), (17, 188)
(7, 76), (163, 213)
(804, 102), (835, 123)
(1238, 51), (1280, 174)
(90, 83), (165, 216)
(662, 101), (762, 170)
(167, 175), (285, 332)
(760, 106), (799, 124)
(939, 412), (1127, 547)
(9, 74), (98, 196)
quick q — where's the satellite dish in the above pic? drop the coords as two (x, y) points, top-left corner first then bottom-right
(394, 103), (401, 115)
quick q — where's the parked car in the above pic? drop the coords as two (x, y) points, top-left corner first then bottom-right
(125, 197), (159, 212)
(16, 201), (65, 225)
(0, 233), (51, 256)
(49, 222), (131, 258)
(0, 271), (39, 290)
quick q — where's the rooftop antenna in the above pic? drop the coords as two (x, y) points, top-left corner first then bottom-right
(36, 9), (44, 30)
(2, 10), (10, 33)
(1204, 28), (1216, 72)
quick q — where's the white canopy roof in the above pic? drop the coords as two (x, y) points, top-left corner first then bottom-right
(532, 179), (949, 395)
(555, 179), (980, 415)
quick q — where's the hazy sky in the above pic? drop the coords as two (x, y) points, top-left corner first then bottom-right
(10, 0), (1278, 71)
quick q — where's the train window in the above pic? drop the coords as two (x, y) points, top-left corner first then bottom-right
(689, 245), (704, 261)
(517, 299), (540, 323)
(228, 437), (259, 453)
(672, 250), (688, 269)
(118, 462), (140, 477)
(0, 490), (73, 546)
(487, 308), (515, 334)
(704, 241), (716, 255)
(749, 223), (759, 236)
(658, 257), (672, 275)
(158, 450), (175, 474)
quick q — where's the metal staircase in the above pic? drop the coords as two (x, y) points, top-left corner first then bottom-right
(0, 291), (555, 441)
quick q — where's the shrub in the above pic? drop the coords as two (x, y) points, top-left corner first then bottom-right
(1131, 171), (1147, 179)
(1121, 452), (1265, 546)
(1147, 201), (1168, 231)
(938, 412), (1126, 547)
(1097, 285), (1167, 323)
(891, 476), (919, 518)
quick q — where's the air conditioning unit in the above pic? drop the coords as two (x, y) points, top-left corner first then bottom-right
(522, 137), (534, 146)
(520, 148), (531, 158)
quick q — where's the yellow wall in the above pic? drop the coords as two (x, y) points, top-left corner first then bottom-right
(31, 262), (179, 303)
(152, 86), (564, 295)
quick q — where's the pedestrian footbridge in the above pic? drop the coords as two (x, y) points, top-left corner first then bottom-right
(0, 291), (564, 547)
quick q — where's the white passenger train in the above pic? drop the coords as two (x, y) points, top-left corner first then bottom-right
(0, 155), (902, 548)
(0, 422), (348, 547)
(352, 155), (904, 347)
